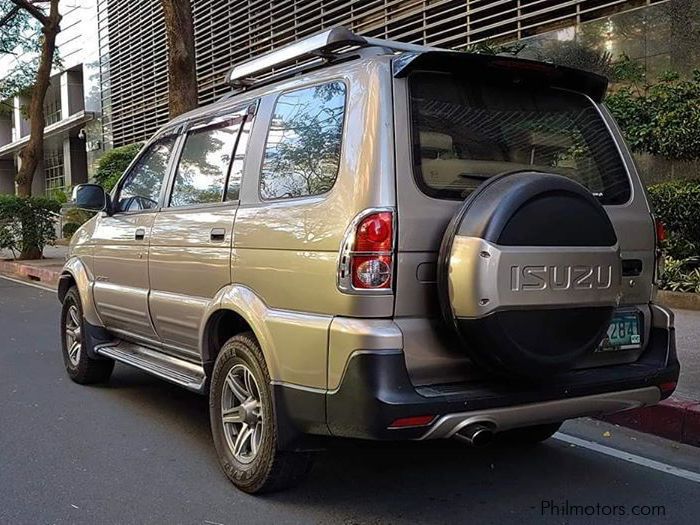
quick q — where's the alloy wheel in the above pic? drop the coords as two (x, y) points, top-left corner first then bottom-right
(65, 304), (82, 367)
(221, 363), (264, 464)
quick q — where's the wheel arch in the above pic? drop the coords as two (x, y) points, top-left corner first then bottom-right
(59, 258), (101, 326)
(199, 285), (282, 382)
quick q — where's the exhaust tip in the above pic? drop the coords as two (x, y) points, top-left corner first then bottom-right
(454, 424), (494, 447)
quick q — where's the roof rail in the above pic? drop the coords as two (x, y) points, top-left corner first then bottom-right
(226, 26), (441, 89)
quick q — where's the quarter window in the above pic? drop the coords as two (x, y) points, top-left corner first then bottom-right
(260, 81), (346, 200)
(170, 117), (242, 207)
(116, 136), (175, 212)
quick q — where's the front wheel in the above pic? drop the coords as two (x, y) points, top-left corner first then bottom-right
(209, 332), (313, 494)
(61, 287), (114, 384)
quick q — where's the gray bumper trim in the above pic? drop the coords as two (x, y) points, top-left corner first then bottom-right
(420, 386), (660, 440)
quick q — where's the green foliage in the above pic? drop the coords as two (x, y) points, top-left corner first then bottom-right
(606, 70), (700, 161)
(94, 143), (143, 191)
(647, 180), (700, 259)
(463, 40), (526, 56)
(61, 222), (81, 239)
(659, 257), (700, 293)
(0, 194), (61, 259)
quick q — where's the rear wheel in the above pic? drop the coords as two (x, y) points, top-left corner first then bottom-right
(210, 332), (313, 493)
(499, 422), (563, 444)
(61, 287), (114, 384)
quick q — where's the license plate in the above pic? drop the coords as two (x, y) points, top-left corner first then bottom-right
(598, 312), (642, 352)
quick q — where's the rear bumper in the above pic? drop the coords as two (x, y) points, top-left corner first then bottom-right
(274, 303), (679, 445)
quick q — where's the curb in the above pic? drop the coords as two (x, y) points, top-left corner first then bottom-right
(601, 397), (700, 447)
(656, 290), (700, 311)
(0, 260), (60, 288)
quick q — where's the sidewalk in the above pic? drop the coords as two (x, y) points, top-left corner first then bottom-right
(0, 247), (698, 445)
(0, 244), (67, 288)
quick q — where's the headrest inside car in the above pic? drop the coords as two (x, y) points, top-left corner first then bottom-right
(420, 131), (453, 151)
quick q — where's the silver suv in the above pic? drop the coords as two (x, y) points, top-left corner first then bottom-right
(59, 27), (679, 493)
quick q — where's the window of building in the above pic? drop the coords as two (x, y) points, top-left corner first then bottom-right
(116, 136), (175, 212)
(170, 117), (242, 207)
(44, 151), (65, 196)
(260, 81), (346, 200)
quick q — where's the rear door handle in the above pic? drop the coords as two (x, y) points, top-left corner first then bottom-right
(210, 228), (226, 242)
(135, 228), (146, 241)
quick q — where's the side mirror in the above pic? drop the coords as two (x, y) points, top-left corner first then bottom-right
(73, 184), (112, 214)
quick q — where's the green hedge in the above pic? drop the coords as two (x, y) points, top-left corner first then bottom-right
(94, 143), (143, 191)
(0, 195), (62, 259)
(647, 180), (700, 259)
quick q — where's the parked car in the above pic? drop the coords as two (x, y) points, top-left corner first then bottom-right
(59, 27), (679, 494)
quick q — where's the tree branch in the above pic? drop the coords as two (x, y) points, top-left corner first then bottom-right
(8, 0), (49, 27)
(0, 5), (21, 27)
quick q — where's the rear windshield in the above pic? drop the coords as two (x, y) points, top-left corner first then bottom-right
(409, 72), (631, 205)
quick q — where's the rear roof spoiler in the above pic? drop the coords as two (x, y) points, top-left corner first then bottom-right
(392, 51), (609, 102)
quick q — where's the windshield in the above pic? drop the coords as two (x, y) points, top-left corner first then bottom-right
(409, 72), (631, 205)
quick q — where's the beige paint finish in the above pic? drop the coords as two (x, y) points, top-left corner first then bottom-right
(207, 285), (332, 388)
(233, 58), (396, 319)
(91, 212), (159, 340)
(148, 205), (236, 355)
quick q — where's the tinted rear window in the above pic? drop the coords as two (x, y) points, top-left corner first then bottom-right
(409, 72), (630, 205)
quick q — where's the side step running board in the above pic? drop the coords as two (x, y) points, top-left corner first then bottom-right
(96, 340), (206, 393)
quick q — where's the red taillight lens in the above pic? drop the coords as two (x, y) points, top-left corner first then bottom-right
(339, 210), (395, 292)
(655, 219), (666, 244)
(355, 212), (393, 252)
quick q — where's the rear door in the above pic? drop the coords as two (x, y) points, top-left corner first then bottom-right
(148, 104), (255, 358)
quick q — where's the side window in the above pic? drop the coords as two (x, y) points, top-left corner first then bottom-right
(116, 136), (176, 212)
(260, 81), (346, 200)
(170, 116), (243, 207)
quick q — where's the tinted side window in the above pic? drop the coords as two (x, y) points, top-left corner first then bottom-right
(260, 81), (346, 200)
(170, 117), (242, 207)
(117, 136), (175, 212)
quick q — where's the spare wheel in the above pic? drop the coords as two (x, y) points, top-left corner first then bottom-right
(438, 171), (622, 379)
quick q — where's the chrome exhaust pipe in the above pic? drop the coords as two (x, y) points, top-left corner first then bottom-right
(454, 424), (494, 447)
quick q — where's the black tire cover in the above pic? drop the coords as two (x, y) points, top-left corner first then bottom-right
(438, 171), (620, 379)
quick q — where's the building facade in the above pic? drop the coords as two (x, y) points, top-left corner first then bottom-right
(1, 0), (696, 195)
(0, 0), (102, 196)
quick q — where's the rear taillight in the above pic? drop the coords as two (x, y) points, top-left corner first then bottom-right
(338, 209), (394, 293)
(655, 218), (666, 244)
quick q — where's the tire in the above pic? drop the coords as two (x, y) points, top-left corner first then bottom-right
(209, 332), (313, 494)
(499, 422), (563, 445)
(61, 287), (114, 384)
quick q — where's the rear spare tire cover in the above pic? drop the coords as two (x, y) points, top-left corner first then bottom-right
(438, 171), (622, 379)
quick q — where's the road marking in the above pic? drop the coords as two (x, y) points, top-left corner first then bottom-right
(0, 274), (56, 293)
(555, 432), (700, 484)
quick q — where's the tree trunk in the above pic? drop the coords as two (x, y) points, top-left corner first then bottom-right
(161, 0), (198, 118)
(15, 0), (61, 197)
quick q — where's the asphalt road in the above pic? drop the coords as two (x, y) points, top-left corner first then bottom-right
(2, 276), (700, 525)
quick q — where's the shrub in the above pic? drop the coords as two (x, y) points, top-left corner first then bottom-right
(94, 143), (143, 191)
(647, 180), (700, 259)
(0, 195), (61, 259)
(659, 257), (700, 293)
(606, 70), (700, 161)
(62, 222), (81, 239)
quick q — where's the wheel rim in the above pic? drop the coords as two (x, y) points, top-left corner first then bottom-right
(221, 363), (264, 464)
(64, 304), (82, 367)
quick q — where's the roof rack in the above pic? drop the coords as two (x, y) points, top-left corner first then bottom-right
(226, 26), (442, 90)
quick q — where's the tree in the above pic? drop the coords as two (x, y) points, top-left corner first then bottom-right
(0, 0), (61, 197)
(160, 0), (198, 118)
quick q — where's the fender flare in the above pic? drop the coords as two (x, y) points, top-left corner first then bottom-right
(58, 257), (102, 327)
(199, 284), (283, 382)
